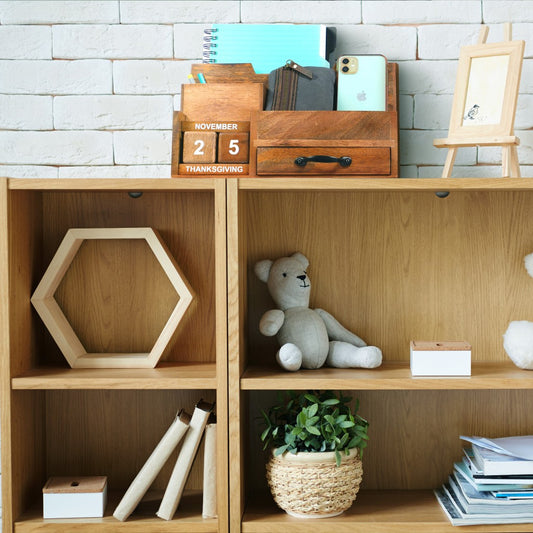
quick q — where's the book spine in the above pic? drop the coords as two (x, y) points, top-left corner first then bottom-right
(202, 422), (217, 518)
(202, 27), (217, 63)
(113, 410), (191, 522)
(156, 400), (214, 520)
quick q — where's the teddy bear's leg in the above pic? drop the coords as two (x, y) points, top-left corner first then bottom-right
(276, 343), (303, 372)
(326, 341), (382, 369)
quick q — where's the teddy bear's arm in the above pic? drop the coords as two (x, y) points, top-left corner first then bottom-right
(314, 308), (367, 347)
(259, 309), (285, 336)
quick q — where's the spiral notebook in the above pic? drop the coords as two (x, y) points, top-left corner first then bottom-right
(202, 24), (334, 74)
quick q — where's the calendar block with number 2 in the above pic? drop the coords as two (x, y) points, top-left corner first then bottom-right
(182, 131), (217, 163)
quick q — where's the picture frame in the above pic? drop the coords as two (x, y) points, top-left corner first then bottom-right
(448, 37), (524, 140)
(434, 24), (525, 178)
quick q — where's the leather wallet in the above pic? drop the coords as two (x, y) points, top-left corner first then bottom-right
(265, 60), (336, 111)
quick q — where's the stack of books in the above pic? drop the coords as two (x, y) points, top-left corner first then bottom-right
(435, 435), (533, 526)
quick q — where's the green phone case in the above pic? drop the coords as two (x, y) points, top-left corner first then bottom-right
(336, 55), (387, 111)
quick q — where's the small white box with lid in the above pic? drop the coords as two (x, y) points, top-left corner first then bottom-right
(43, 476), (107, 518)
(410, 341), (471, 376)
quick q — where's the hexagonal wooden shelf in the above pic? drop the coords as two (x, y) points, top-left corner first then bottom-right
(31, 227), (194, 369)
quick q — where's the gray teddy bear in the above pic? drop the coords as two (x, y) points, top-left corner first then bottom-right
(254, 252), (382, 372)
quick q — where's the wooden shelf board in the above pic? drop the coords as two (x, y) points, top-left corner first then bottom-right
(240, 362), (533, 390)
(15, 491), (217, 532)
(238, 177), (533, 192)
(7, 178), (217, 191)
(11, 362), (217, 390)
(242, 490), (533, 532)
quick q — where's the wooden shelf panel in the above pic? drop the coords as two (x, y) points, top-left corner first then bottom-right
(241, 362), (533, 390)
(12, 362), (217, 390)
(7, 178), (218, 191)
(15, 492), (217, 532)
(238, 177), (533, 191)
(242, 490), (533, 532)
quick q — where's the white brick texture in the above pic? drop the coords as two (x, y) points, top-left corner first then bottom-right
(0, 165), (58, 178)
(241, 1), (362, 24)
(54, 96), (173, 130)
(483, 1), (533, 23)
(0, 95), (53, 129)
(334, 25), (416, 61)
(113, 60), (194, 94)
(53, 25), (173, 59)
(174, 24), (209, 59)
(0, 1), (119, 24)
(418, 25), (482, 60)
(0, 25), (51, 59)
(0, 59), (112, 94)
(362, 1), (481, 24)
(0, 131), (113, 165)
(113, 131), (171, 164)
(414, 94), (454, 130)
(400, 130), (476, 166)
(119, 1), (240, 23)
(58, 165), (170, 178)
(399, 61), (458, 95)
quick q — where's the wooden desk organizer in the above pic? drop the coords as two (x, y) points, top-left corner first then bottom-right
(172, 82), (265, 176)
(250, 63), (399, 177)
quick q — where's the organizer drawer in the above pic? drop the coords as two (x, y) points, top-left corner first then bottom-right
(256, 146), (391, 175)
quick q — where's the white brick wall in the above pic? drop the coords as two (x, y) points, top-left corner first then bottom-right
(0, 0), (531, 180)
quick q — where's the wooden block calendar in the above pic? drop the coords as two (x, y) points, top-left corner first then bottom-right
(171, 81), (264, 176)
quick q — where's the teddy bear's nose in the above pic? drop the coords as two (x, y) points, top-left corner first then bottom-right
(297, 275), (307, 281)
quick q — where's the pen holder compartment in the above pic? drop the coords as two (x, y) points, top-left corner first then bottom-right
(172, 82), (265, 177)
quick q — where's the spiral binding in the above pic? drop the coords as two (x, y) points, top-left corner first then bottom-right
(202, 27), (218, 63)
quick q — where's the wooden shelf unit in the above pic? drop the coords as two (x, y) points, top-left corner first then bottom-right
(3, 176), (533, 533)
(227, 177), (533, 532)
(0, 178), (228, 533)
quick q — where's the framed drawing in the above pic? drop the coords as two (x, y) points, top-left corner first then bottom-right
(434, 24), (525, 178)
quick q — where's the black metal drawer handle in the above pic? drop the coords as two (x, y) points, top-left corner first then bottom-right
(294, 155), (352, 167)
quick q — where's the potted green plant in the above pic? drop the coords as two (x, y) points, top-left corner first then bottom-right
(259, 390), (369, 518)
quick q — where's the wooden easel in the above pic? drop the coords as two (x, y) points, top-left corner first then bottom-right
(434, 23), (523, 178)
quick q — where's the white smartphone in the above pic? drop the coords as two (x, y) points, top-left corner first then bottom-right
(336, 55), (387, 111)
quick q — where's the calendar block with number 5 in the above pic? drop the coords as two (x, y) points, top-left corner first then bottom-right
(217, 132), (249, 163)
(182, 131), (217, 163)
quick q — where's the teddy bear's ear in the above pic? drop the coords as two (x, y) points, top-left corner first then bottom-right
(291, 252), (309, 269)
(254, 259), (273, 283)
(524, 253), (533, 278)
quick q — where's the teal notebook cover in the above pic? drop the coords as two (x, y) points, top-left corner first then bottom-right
(202, 24), (329, 73)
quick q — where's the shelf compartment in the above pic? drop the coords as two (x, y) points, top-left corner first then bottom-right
(240, 362), (533, 390)
(242, 490), (533, 532)
(12, 362), (217, 390)
(10, 187), (217, 372)
(15, 491), (217, 532)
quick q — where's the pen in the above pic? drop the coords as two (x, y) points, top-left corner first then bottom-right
(187, 74), (195, 84)
(198, 72), (207, 84)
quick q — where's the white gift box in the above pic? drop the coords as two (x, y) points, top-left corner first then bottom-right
(410, 341), (471, 376)
(43, 476), (107, 519)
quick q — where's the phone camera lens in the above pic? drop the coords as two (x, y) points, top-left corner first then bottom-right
(342, 66), (349, 73)
(342, 58), (349, 64)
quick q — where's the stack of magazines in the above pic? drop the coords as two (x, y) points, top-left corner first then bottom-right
(435, 435), (533, 526)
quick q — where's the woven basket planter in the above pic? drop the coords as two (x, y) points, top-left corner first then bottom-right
(265, 448), (363, 518)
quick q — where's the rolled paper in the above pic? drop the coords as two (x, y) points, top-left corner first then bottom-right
(157, 400), (214, 520)
(113, 410), (191, 522)
(202, 422), (217, 518)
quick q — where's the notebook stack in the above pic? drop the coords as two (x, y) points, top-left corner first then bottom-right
(435, 435), (533, 526)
